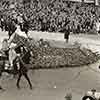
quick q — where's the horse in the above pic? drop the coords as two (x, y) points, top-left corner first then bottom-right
(0, 24), (34, 89)
(0, 43), (34, 90)
(13, 45), (33, 89)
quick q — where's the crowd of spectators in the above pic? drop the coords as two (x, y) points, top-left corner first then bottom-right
(0, 0), (100, 34)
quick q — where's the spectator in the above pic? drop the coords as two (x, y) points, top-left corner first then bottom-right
(0, 0), (99, 34)
(64, 25), (70, 43)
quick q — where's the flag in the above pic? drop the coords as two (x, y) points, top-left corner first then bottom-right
(10, 33), (28, 46)
(8, 33), (34, 51)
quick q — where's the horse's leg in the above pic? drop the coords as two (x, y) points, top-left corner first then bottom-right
(23, 73), (32, 89)
(8, 30), (12, 39)
(13, 63), (18, 78)
(0, 85), (3, 90)
(16, 73), (22, 89)
(1, 26), (3, 31)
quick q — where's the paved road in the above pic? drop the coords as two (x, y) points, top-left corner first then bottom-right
(0, 31), (100, 100)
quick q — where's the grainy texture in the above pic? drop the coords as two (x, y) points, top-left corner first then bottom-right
(31, 46), (99, 68)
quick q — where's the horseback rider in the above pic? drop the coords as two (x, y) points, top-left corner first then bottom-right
(1, 38), (22, 70)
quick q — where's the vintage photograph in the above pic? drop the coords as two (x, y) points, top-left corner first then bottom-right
(0, 0), (100, 100)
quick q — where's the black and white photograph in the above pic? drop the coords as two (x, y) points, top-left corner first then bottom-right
(0, 0), (100, 100)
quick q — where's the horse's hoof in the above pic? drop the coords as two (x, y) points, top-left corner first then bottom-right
(17, 86), (20, 90)
(17, 87), (20, 90)
(0, 87), (5, 91)
(99, 66), (100, 69)
(0, 86), (3, 90)
(30, 86), (33, 90)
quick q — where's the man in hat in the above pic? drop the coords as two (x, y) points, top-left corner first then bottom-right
(64, 25), (70, 43)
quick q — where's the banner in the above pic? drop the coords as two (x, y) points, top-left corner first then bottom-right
(10, 33), (28, 46)
(9, 33), (35, 51)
